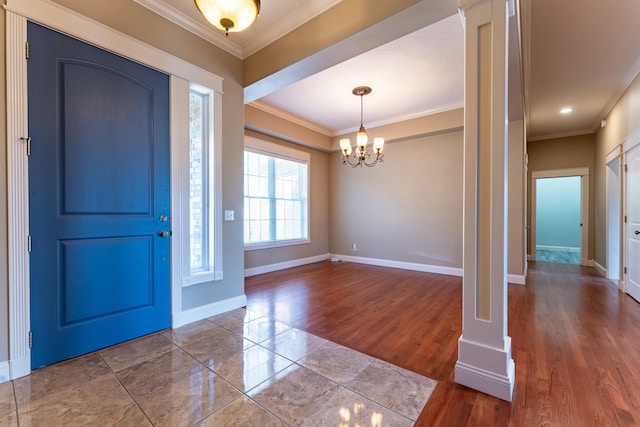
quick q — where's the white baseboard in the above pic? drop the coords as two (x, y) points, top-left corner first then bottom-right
(593, 261), (607, 277)
(331, 254), (463, 277)
(172, 295), (247, 328)
(507, 274), (526, 285)
(582, 258), (594, 267)
(245, 252), (525, 285)
(244, 254), (329, 277)
(456, 336), (515, 402)
(536, 245), (580, 253)
(0, 362), (9, 383)
(9, 355), (30, 380)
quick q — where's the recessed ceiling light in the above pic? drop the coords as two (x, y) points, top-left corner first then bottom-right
(560, 107), (573, 114)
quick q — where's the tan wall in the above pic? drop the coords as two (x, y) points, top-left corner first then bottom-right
(329, 130), (464, 268)
(245, 107), (526, 278)
(508, 120), (526, 277)
(245, 105), (332, 151)
(526, 134), (596, 260)
(594, 73), (640, 267)
(243, 130), (330, 269)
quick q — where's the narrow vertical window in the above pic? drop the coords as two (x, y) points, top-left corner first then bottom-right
(186, 84), (217, 283)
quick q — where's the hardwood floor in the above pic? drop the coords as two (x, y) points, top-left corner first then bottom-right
(245, 260), (640, 426)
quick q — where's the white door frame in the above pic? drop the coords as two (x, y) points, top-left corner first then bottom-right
(530, 167), (590, 265)
(5, 0), (223, 380)
(605, 144), (623, 287)
(623, 129), (640, 297)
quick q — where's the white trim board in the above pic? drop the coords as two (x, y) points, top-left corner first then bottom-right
(172, 295), (247, 329)
(536, 245), (580, 253)
(246, 253), (527, 285)
(623, 127), (640, 152)
(333, 254), (463, 277)
(593, 261), (607, 278)
(244, 254), (329, 277)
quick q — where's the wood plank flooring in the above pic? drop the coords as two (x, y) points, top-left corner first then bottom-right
(245, 260), (640, 426)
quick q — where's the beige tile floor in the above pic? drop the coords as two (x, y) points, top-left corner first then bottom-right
(0, 308), (438, 426)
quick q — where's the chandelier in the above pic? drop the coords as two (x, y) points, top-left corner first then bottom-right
(339, 86), (384, 167)
(195, 0), (260, 36)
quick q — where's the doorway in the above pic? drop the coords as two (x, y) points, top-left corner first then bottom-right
(535, 176), (581, 264)
(530, 168), (590, 265)
(27, 22), (171, 368)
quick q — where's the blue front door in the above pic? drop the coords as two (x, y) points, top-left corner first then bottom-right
(28, 22), (171, 368)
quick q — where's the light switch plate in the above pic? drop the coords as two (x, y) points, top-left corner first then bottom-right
(224, 210), (234, 221)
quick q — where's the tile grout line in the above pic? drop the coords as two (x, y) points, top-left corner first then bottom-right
(246, 309), (433, 425)
(96, 350), (156, 426)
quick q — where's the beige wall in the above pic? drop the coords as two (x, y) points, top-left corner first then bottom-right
(594, 72), (640, 267)
(245, 107), (526, 278)
(243, 130), (330, 269)
(526, 134), (596, 260)
(330, 130), (464, 268)
(508, 120), (526, 276)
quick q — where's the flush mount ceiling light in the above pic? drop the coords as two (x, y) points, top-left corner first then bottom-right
(339, 86), (384, 168)
(194, 0), (260, 36)
(560, 107), (573, 114)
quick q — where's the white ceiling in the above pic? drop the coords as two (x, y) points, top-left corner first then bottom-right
(137, 0), (640, 141)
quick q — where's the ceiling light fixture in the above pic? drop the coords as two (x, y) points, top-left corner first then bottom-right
(560, 107), (573, 114)
(339, 86), (384, 168)
(194, 0), (260, 36)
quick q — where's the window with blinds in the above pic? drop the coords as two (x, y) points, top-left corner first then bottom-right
(244, 138), (309, 248)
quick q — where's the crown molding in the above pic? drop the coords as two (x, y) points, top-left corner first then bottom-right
(134, 0), (342, 59)
(133, 0), (243, 58)
(335, 100), (465, 136)
(248, 101), (333, 137)
(242, 0), (343, 57)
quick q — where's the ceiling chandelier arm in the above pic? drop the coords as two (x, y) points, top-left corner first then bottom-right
(363, 152), (384, 167)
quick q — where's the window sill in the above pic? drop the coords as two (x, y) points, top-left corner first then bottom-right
(244, 239), (310, 251)
(182, 270), (223, 287)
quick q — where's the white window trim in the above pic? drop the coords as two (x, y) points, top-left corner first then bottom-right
(5, 0), (224, 379)
(172, 78), (224, 288)
(244, 136), (311, 250)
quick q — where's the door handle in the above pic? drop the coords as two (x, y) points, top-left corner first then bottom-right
(158, 230), (170, 238)
(636, 230), (640, 235)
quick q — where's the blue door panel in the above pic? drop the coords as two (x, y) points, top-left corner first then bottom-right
(28, 22), (171, 368)
(61, 237), (153, 324)
(61, 59), (153, 215)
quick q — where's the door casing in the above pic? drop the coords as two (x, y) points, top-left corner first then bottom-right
(5, 0), (223, 379)
(530, 167), (590, 265)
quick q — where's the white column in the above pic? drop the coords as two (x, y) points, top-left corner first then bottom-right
(455, 0), (515, 401)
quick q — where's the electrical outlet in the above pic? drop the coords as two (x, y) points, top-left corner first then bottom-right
(352, 243), (358, 252)
(224, 210), (234, 221)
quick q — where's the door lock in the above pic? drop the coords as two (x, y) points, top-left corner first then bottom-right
(159, 214), (168, 223)
(158, 230), (170, 238)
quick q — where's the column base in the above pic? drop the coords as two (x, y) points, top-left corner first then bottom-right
(455, 336), (515, 402)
